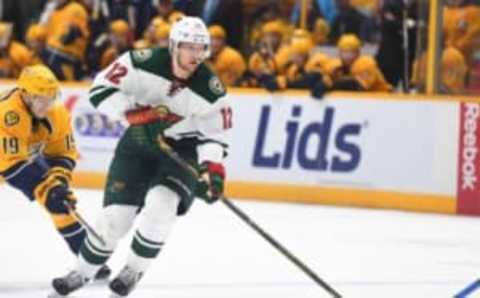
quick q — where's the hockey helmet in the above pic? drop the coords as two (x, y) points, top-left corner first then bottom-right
(169, 16), (211, 59)
(26, 24), (48, 44)
(337, 34), (361, 51)
(17, 65), (60, 98)
(208, 25), (226, 39)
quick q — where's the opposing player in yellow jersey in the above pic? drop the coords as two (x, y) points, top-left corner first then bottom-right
(0, 65), (110, 278)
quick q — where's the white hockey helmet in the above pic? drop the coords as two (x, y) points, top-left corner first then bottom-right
(169, 16), (211, 59)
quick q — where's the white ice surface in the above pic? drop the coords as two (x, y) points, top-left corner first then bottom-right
(1, 186), (480, 298)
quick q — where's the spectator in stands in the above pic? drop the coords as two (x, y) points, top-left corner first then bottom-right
(312, 18), (330, 46)
(325, 34), (391, 91)
(0, 22), (34, 78)
(350, 56), (392, 92)
(411, 47), (468, 94)
(243, 31), (281, 87)
(329, 0), (368, 43)
(152, 22), (170, 48)
(43, 0), (90, 81)
(443, 0), (480, 68)
(256, 32), (330, 98)
(99, 19), (132, 70)
(0, 0), (46, 42)
(376, 0), (417, 91)
(207, 25), (246, 86)
(133, 16), (168, 49)
(183, 0), (244, 49)
(441, 47), (468, 94)
(326, 34), (362, 90)
(307, 54), (331, 73)
(242, 20), (289, 87)
(25, 24), (48, 65)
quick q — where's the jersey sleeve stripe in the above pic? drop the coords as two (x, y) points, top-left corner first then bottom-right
(89, 87), (119, 108)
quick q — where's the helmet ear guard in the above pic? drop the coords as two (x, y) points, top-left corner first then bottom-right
(169, 16), (211, 60)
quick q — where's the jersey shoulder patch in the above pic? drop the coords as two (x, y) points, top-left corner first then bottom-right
(0, 92), (31, 137)
(4, 110), (20, 127)
(188, 64), (226, 104)
(129, 48), (172, 80)
(131, 48), (153, 63)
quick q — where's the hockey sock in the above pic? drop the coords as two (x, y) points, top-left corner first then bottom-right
(128, 230), (165, 272)
(58, 221), (86, 254)
(79, 235), (113, 266)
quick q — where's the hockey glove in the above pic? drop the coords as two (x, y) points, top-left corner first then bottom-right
(45, 185), (78, 214)
(196, 161), (225, 204)
(35, 174), (77, 214)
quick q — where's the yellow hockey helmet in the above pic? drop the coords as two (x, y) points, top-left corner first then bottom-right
(150, 16), (167, 31)
(291, 28), (311, 40)
(110, 19), (129, 36)
(208, 25), (226, 39)
(262, 20), (284, 36)
(290, 38), (314, 56)
(154, 23), (171, 40)
(313, 18), (329, 44)
(168, 11), (185, 24)
(17, 65), (60, 98)
(26, 24), (47, 43)
(337, 34), (361, 51)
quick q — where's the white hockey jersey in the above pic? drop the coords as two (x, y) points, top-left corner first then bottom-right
(88, 48), (232, 163)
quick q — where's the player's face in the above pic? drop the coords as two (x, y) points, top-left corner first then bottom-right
(25, 94), (56, 118)
(210, 37), (224, 57)
(339, 49), (359, 66)
(176, 42), (207, 73)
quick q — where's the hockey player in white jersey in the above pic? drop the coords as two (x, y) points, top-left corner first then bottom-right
(50, 16), (231, 297)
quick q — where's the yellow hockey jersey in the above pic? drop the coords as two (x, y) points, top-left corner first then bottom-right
(0, 89), (77, 174)
(0, 41), (35, 78)
(443, 4), (480, 66)
(209, 46), (246, 86)
(46, 2), (89, 60)
(351, 56), (392, 92)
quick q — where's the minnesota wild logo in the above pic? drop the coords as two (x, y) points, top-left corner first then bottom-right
(132, 49), (153, 62)
(209, 76), (225, 95)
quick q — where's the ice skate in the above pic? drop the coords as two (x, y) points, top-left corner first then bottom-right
(94, 264), (112, 281)
(50, 270), (89, 296)
(109, 265), (143, 297)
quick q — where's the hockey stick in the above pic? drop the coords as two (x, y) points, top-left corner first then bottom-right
(64, 201), (107, 246)
(455, 279), (480, 298)
(157, 137), (342, 298)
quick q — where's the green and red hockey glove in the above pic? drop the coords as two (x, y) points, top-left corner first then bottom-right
(196, 161), (225, 204)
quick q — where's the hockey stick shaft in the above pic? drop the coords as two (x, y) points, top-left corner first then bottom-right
(157, 137), (342, 298)
(64, 202), (107, 246)
(455, 279), (480, 298)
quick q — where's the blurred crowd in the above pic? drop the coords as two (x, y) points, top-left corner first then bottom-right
(0, 0), (479, 97)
